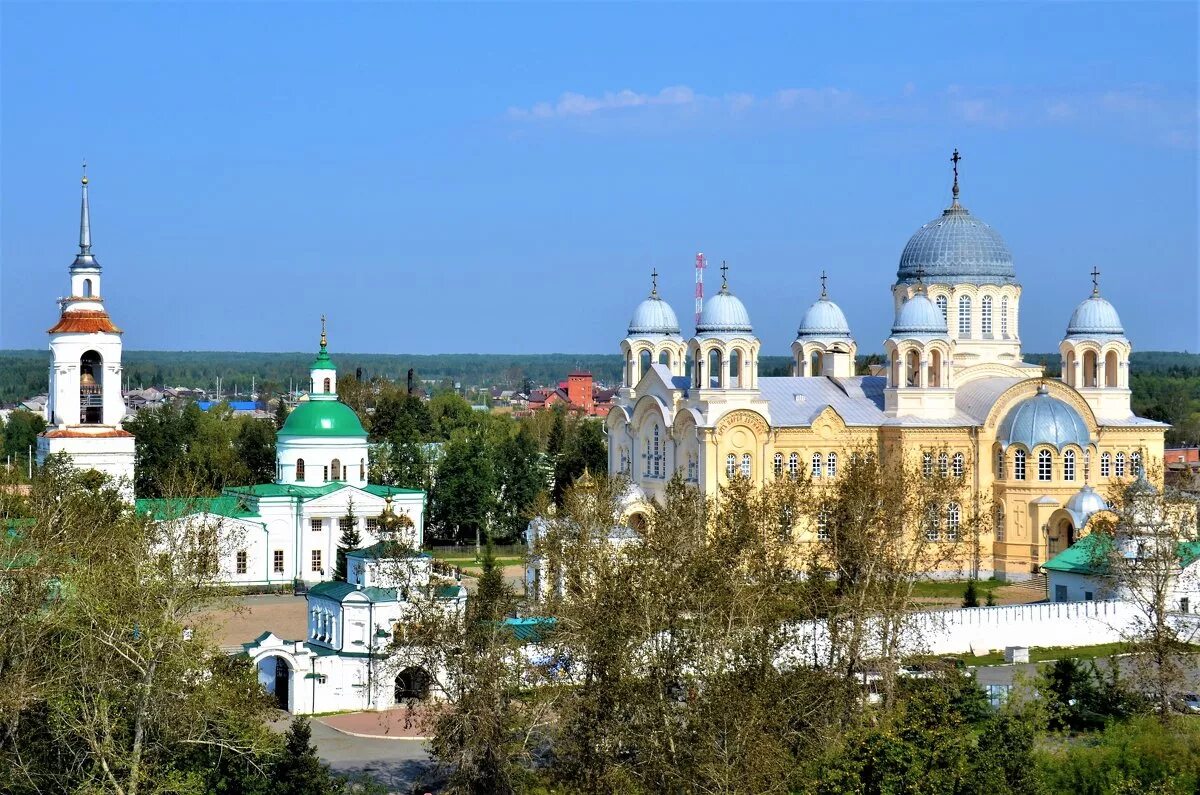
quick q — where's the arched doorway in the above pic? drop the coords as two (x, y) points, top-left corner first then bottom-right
(628, 512), (648, 533)
(395, 666), (431, 703)
(257, 655), (292, 711)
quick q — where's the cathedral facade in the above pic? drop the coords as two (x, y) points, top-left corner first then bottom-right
(605, 157), (1166, 581)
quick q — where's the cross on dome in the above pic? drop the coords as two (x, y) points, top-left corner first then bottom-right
(320, 314), (327, 349)
(951, 148), (961, 202)
(720, 260), (729, 289)
(1091, 266), (1101, 296)
(650, 268), (658, 296)
(820, 270), (828, 299)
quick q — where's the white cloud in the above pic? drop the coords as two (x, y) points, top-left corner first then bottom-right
(508, 85), (699, 119)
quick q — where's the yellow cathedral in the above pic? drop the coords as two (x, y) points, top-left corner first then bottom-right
(605, 155), (1166, 581)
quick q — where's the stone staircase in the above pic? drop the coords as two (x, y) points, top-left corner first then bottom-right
(998, 574), (1047, 604)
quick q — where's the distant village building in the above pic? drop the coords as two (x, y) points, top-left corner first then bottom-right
(526, 371), (616, 417)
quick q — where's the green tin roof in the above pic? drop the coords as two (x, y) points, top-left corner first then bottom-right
(308, 580), (399, 603)
(310, 345), (336, 373)
(362, 484), (424, 497)
(222, 482), (424, 502)
(347, 541), (429, 560)
(136, 495), (261, 522)
(278, 399), (366, 438)
(1043, 534), (1200, 575)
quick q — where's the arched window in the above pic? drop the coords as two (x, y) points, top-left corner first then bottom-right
(296, 458), (306, 481)
(1084, 449), (1091, 481)
(1131, 451), (1142, 476)
(1064, 450), (1076, 481)
(659, 350), (671, 368)
(923, 452), (933, 477)
(788, 452), (799, 480)
(730, 349), (742, 388)
(83, 278), (93, 297)
(330, 458), (342, 481)
(741, 453), (751, 478)
(925, 505), (941, 541)
(1115, 452), (1126, 477)
(981, 295), (993, 336)
(1038, 450), (1052, 481)
(952, 452), (964, 478)
(811, 453), (823, 478)
(935, 295), (948, 323)
(773, 453), (783, 477)
(958, 295), (972, 337)
(816, 507), (831, 541)
(1083, 350), (1098, 387)
(928, 349), (942, 387)
(726, 453), (737, 478)
(826, 453), (837, 478)
(323, 377), (331, 393)
(639, 350), (652, 383)
(652, 425), (661, 478)
(996, 447), (1005, 479)
(626, 354), (634, 386)
(1014, 449), (1026, 481)
(708, 350), (721, 388)
(1105, 350), (1119, 388)
(687, 454), (697, 482)
(1101, 452), (1111, 478)
(1000, 296), (1009, 337)
(906, 350), (920, 387)
(946, 503), (961, 540)
(938, 452), (949, 477)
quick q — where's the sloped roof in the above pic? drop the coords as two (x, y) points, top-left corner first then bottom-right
(136, 495), (261, 522)
(758, 376), (887, 427)
(1043, 534), (1200, 575)
(308, 580), (399, 603)
(347, 541), (428, 560)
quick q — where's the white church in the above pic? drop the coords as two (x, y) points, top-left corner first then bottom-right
(36, 171), (427, 589)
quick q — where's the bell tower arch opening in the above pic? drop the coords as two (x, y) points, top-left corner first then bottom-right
(80, 350), (104, 424)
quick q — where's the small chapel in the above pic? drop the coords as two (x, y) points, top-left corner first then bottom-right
(605, 152), (1167, 581)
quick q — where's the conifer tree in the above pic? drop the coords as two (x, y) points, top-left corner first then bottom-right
(334, 499), (361, 582)
(273, 717), (344, 794)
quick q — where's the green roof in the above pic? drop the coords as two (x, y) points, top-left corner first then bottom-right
(435, 584), (466, 600)
(223, 482), (424, 501)
(1043, 534), (1200, 575)
(278, 399), (366, 438)
(136, 495), (261, 522)
(310, 345), (336, 373)
(503, 617), (556, 643)
(362, 484), (424, 497)
(308, 580), (398, 603)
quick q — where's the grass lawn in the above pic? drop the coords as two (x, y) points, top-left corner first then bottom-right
(910, 578), (1005, 599)
(951, 641), (1196, 667)
(428, 549), (524, 569)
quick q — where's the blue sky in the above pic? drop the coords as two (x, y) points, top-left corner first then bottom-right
(2, 2), (1196, 355)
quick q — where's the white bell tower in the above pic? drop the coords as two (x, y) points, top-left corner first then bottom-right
(36, 167), (136, 495)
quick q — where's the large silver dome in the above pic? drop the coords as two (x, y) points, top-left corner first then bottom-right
(897, 198), (1015, 287)
(628, 294), (681, 335)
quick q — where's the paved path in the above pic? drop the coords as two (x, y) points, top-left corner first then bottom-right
(270, 713), (443, 793)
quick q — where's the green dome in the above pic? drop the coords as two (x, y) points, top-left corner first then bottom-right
(310, 347), (336, 372)
(279, 400), (366, 438)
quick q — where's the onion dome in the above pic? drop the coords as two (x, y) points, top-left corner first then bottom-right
(1065, 485), (1109, 528)
(797, 275), (852, 340)
(997, 384), (1091, 451)
(628, 271), (681, 335)
(896, 151), (1015, 286)
(278, 400), (367, 438)
(1067, 274), (1125, 337)
(891, 292), (948, 336)
(697, 268), (753, 334)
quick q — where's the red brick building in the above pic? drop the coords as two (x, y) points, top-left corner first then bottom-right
(527, 371), (615, 417)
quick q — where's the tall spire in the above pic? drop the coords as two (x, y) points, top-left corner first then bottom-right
(79, 162), (91, 254)
(71, 162), (99, 270)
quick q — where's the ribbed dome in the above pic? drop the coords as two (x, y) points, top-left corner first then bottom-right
(897, 202), (1015, 286)
(891, 293), (948, 336)
(798, 296), (852, 339)
(279, 400), (367, 438)
(998, 385), (1090, 451)
(697, 288), (753, 334)
(628, 295), (681, 335)
(1066, 485), (1109, 528)
(1067, 295), (1124, 337)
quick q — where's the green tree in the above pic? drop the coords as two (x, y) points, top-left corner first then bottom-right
(493, 425), (546, 542)
(431, 427), (497, 543)
(371, 389), (433, 443)
(273, 717), (345, 795)
(235, 417), (277, 484)
(962, 579), (980, 608)
(2, 409), (46, 473)
(273, 398), (290, 430)
(551, 418), (606, 506)
(429, 392), (477, 440)
(334, 500), (361, 582)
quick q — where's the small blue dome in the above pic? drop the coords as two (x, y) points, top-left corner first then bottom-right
(891, 293), (948, 336)
(798, 297), (852, 339)
(1066, 485), (1109, 528)
(1067, 295), (1124, 337)
(697, 288), (753, 334)
(998, 385), (1091, 451)
(897, 202), (1015, 286)
(628, 294), (681, 335)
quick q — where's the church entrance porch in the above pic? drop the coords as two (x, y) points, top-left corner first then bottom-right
(394, 666), (431, 704)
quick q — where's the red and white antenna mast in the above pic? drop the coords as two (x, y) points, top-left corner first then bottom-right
(694, 252), (706, 326)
